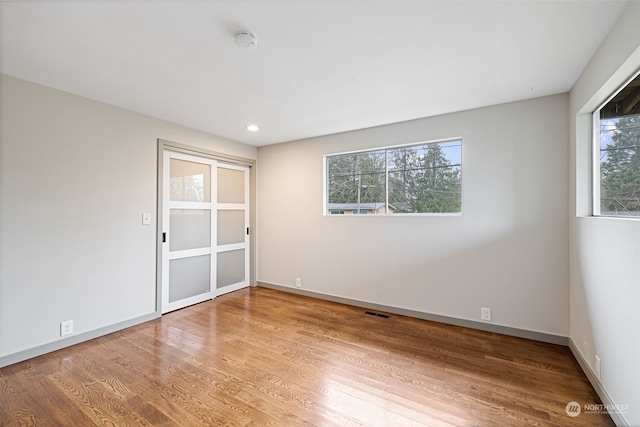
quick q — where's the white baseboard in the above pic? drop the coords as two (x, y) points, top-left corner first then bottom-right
(569, 338), (629, 427)
(0, 312), (160, 368)
(257, 281), (568, 345)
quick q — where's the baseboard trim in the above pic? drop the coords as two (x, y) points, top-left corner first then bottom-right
(569, 338), (629, 427)
(0, 312), (160, 368)
(257, 281), (568, 346)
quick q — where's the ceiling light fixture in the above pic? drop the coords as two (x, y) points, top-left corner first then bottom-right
(246, 124), (260, 132)
(234, 31), (257, 50)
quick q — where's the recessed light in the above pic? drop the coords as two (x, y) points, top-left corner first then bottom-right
(246, 124), (260, 132)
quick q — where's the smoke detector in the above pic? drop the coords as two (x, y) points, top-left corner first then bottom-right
(234, 31), (257, 50)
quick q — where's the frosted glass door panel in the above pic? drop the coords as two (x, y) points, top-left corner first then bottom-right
(217, 210), (245, 245)
(217, 250), (245, 288)
(170, 159), (211, 202)
(214, 164), (249, 297)
(217, 167), (244, 203)
(170, 209), (211, 251)
(162, 151), (216, 314)
(169, 255), (211, 303)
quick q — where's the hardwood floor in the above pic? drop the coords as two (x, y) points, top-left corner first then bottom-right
(1, 287), (614, 426)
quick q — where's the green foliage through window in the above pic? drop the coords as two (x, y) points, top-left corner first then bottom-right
(597, 70), (640, 217)
(326, 140), (462, 215)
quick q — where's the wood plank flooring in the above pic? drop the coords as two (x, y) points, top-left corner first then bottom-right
(1, 287), (614, 426)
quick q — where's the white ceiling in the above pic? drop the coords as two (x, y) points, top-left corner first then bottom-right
(1, 1), (630, 146)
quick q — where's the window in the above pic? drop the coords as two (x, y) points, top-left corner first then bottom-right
(595, 70), (640, 217)
(325, 139), (462, 215)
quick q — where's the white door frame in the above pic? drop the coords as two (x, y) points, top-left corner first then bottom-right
(156, 139), (255, 314)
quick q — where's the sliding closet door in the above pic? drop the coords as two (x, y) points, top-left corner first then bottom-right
(162, 151), (215, 313)
(215, 163), (250, 296)
(161, 150), (250, 313)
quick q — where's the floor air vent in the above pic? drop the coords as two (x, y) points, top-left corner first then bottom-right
(365, 311), (390, 319)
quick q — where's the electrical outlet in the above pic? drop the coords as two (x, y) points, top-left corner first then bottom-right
(595, 354), (601, 379)
(60, 320), (73, 337)
(295, 278), (302, 288)
(481, 307), (492, 322)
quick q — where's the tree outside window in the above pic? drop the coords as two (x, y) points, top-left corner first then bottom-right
(597, 71), (640, 217)
(326, 140), (462, 215)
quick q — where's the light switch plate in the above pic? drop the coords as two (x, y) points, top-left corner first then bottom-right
(142, 213), (151, 225)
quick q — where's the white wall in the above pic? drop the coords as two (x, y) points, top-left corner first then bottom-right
(569, 2), (640, 425)
(258, 94), (569, 337)
(0, 75), (257, 362)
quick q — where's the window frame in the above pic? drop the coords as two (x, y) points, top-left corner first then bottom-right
(592, 68), (640, 219)
(323, 138), (463, 217)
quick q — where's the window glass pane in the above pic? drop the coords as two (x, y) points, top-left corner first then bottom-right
(599, 114), (640, 216)
(326, 140), (461, 215)
(388, 142), (461, 214)
(596, 71), (640, 217)
(327, 150), (386, 214)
